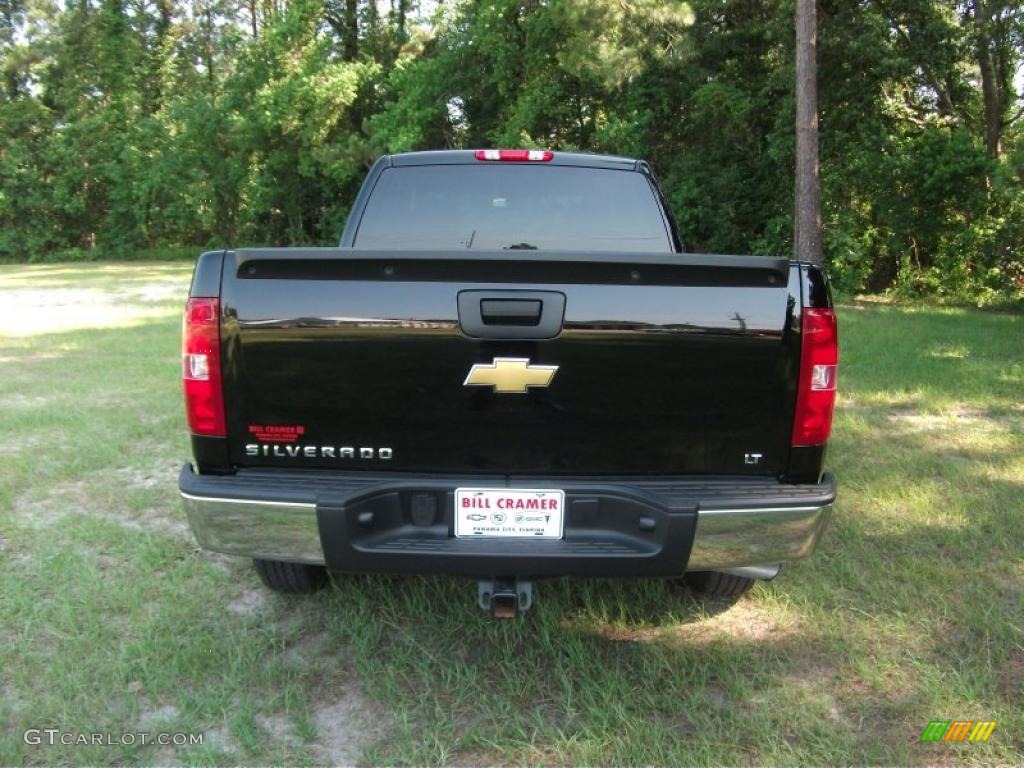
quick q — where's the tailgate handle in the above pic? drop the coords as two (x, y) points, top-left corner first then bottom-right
(480, 299), (542, 326)
(458, 290), (566, 339)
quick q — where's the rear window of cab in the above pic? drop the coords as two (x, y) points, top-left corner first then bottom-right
(354, 165), (672, 252)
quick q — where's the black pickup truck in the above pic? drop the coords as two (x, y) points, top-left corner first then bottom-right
(179, 149), (837, 616)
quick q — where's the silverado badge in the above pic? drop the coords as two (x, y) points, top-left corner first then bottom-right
(463, 357), (559, 394)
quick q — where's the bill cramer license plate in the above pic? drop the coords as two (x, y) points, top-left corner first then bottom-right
(454, 488), (565, 539)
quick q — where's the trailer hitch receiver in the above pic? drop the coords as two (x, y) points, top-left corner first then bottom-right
(477, 579), (533, 618)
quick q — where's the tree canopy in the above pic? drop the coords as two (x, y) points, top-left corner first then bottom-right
(1, 0), (1022, 302)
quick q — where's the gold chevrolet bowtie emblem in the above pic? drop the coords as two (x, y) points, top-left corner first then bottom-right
(463, 357), (559, 394)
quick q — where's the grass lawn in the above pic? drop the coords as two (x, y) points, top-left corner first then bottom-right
(0, 263), (1021, 766)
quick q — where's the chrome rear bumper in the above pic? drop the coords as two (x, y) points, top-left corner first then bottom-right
(182, 493), (325, 564)
(685, 504), (832, 571)
(180, 467), (833, 578)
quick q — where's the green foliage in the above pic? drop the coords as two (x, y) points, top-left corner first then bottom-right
(0, 0), (1022, 303)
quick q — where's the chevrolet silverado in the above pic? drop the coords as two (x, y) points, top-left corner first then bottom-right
(179, 149), (838, 616)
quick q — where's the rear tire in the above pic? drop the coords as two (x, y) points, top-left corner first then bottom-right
(253, 558), (328, 594)
(683, 571), (756, 599)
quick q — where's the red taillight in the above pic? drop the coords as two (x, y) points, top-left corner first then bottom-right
(182, 297), (225, 437)
(792, 308), (838, 446)
(475, 149), (553, 162)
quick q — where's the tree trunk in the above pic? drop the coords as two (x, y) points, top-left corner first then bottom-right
(973, 0), (1004, 159)
(340, 0), (358, 60)
(1, 0), (20, 98)
(203, 6), (215, 85)
(794, 0), (822, 265)
(394, 0), (409, 42)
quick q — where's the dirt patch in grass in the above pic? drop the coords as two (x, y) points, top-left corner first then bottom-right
(703, 684), (730, 712)
(311, 684), (391, 766)
(283, 630), (334, 669)
(0, 392), (54, 409)
(227, 589), (267, 617)
(202, 725), (241, 757)
(11, 471), (192, 540)
(138, 704), (180, 730)
(256, 713), (301, 747)
(96, 510), (192, 540)
(12, 480), (89, 529)
(198, 550), (237, 575)
(996, 653), (1024, 699)
(886, 403), (992, 432)
(584, 622), (663, 643)
(0, 350), (71, 364)
(563, 597), (801, 654)
(0, 433), (42, 454)
(780, 662), (845, 723)
(676, 599), (801, 645)
(447, 747), (511, 767)
(566, 597), (799, 647)
(109, 463), (181, 491)
(2, 679), (22, 712)
(0, 286), (180, 336)
(118, 282), (185, 304)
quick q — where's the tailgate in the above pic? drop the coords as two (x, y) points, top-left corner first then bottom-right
(220, 249), (799, 476)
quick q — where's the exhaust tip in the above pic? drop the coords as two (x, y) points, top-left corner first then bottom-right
(719, 564), (782, 581)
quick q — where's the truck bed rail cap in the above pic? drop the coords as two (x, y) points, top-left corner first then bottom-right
(232, 247), (788, 276)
